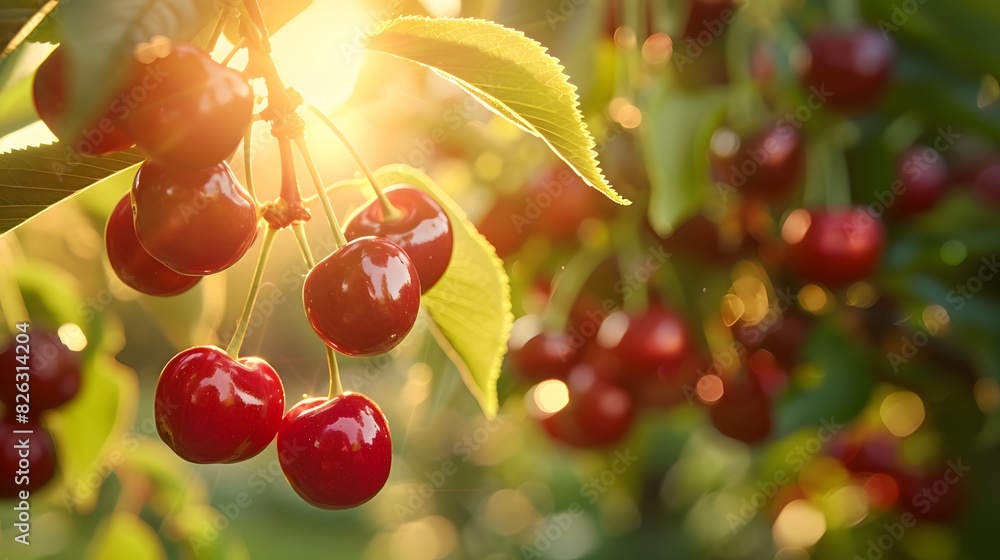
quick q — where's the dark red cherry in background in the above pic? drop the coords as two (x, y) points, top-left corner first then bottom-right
(278, 393), (392, 509)
(528, 165), (609, 242)
(0, 329), (81, 413)
(707, 375), (772, 444)
(782, 206), (885, 287)
(154, 346), (284, 464)
(476, 195), (529, 259)
(539, 365), (636, 448)
(507, 315), (580, 382)
(32, 46), (135, 156)
(105, 194), (201, 296)
(303, 237), (420, 357)
(800, 27), (895, 114)
(733, 309), (812, 374)
(709, 123), (805, 201)
(344, 186), (453, 292)
(132, 160), (258, 276)
(682, 0), (736, 40)
(970, 159), (1000, 206)
(0, 419), (58, 497)
(890, 145), (949, 217)
(596, 305), (691, 376)
(896, 466), (965, 522)
(124, 43), (254, 169)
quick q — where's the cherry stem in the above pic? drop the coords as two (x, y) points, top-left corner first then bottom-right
(293, 136), (347, 249)
(225, 226), (278, 359)
(221, 37), (247, 67)
(243, 125), (258, 206)
(0, 237), (29, 335)
(291, 223), (344, 398)
(206, 1), (234, 53)
(306, 104), (402, 221)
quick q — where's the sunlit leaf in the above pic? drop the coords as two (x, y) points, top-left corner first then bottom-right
(0, 142), (143, 234)
(0, 0), (58, 62)
(0, 74), (38, 137)
(85, 511), (167, 560)
(364, 16), (630, 206)
(328, 164), (512, 417)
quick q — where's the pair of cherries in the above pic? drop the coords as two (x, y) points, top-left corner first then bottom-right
(0, 329), (83, 497)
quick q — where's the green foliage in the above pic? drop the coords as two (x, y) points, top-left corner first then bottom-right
(365, 16), (630, 206)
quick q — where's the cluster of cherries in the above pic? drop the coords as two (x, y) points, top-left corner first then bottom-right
(32, 42), (458, 508)
(0, 329), (81, 497)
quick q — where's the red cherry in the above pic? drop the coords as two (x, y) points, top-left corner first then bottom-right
(475, 195), (529, 258)
(278, 393), (392, 509)
(891, 146), (949, 216)
(540, 366), (635, 448)
(32, 46), (134, 155)
(303, 237), (420, 357)
(800, 28), (895, 114)
(131, 160), (258, 275)
(707, 375), (772, 444)
(0, 419), (58, 497)
(782, 206), (885, 287)
(709, 124), (805, 201)
(831, 434), (902, 475)
(597, 305), (691, 376)
(733, 309), (812, 373)
(0, 329), (81, 413)
(508, 316), (580, 382)
(154, 346), (284, 464)
(344, 186), (453, 292)
(124, 44), (254, 169)
(105, 194), (201, 296)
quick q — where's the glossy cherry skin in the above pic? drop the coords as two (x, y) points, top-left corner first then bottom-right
(782, 207), (885, 287)
(32, 46), (134, 155)
(0, 329), (81, 413)
(707, 375), (772, 444)
(801, 28), (895, 113)
(0, 419), (58, 497)
(891, 146), (949, 216)
(509, 328), (580, 383)
(132, 160), (258, 276)
(597, 305), (691, 377)
(344, 186), (453, 292)
(709, 124), (805, 201)
(124, 43), (253, 169)
(540, 365), (635, 448)
(105, 194), (201, 296)
(154, 346), (285, 464)
(303, 237), (420, 357)
(278, 393), (392, 509)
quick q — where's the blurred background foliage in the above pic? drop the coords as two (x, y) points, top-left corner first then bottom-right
(1, 0), (1000, 559)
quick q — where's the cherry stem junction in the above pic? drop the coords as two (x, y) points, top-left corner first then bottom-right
(306, 104), (402, 222)
(225, 226), (278, 359)
(293, 136), (347, 249)
(292, 222), (344, 398)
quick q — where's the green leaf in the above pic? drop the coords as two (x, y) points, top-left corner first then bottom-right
(0, 0), (57, 61)
(85, 511), (167, 560)
(0, 142), (144, 234)
(0, 74), (39, 137)
(775, 318), (877, 435)
(364, 16), (630, 207)
(641, 85), (728, 236)
(329, 164), (512, 417)
(59, 0), (218, 136)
